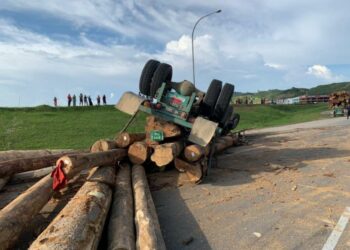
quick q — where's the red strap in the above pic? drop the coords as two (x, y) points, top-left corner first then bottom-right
(51, 160), (67, 191)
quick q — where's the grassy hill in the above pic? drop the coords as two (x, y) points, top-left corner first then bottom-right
(0, 104), (329, 150)
(237, 81), (350, 100)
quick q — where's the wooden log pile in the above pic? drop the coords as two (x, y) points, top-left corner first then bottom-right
(0, 114), (242, 249)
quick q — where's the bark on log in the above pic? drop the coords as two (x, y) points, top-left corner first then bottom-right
(174, 158), (203, 183)
(184, 144), (210, 162)
(150, 141), (184, 167)
(132, 165), (165, 250)
(145, 116), (181, 138)
(115, 133), (146, 148)
(91, 140), (117, 152)
(0, 149), (82, 162)
(58, 149), (126, 178)
(30, 166), (115, 250)
(0, 149), (126, 250)
(10, 167), (53, 184)
(128, 141), (151, 165)
(0, 176), (10, 191)
(0, 151), (80, 178)
(107, 163), (135, 250)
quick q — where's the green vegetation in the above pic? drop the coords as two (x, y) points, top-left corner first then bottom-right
(235, 103), (328, 130)
(236, 81), (350, 100)
(0, 104), (329, 150)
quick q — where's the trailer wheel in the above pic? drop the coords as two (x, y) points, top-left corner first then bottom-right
(222, 113), (240, 135)
(220, 105), (233, 127)
(200, 79), (222, 117)
(150, 63), (173, 97)
(139, 59), (160, 96)
(212, 83), (235, 121)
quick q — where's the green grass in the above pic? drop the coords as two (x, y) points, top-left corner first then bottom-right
(0, 104), (329, 150)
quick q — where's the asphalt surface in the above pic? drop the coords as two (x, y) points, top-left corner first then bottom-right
(151, 117), (350, 250)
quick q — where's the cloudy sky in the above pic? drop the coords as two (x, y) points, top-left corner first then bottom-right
(0, 0), (349, 106)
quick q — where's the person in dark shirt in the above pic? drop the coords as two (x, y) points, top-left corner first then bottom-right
(79, 93), (83, 106)
(88, 96), (93, 106)
(67, 94), (72, 107)
(53, 97), (57, 107)
(84, 95), (88, 106)
(102, 94), (107, 105)
(97, 95), (101, 106)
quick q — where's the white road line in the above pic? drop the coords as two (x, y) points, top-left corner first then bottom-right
(322, 207), (350, 250)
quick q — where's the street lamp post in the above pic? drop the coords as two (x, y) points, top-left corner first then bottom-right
(191, 9), (221, 86)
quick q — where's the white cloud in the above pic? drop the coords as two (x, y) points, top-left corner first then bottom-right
(264, 63), (285, 70)
(306, 64), (333, 79)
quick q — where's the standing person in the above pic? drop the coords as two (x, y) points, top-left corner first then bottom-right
(102, 94), (106, 105)
(53, 97), (57, 107)
(67, 94), (72, 107)
(347, 102), (350, 119)
(79, 93), (83, 106)
(72, 94), (77, 107)
(84, 95), (88, 106)
(97, 95), (101, 106)
(88, 96), (93, 106)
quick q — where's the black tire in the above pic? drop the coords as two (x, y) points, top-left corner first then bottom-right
(220, 105), (233, 127)
(222, 113), (240, 135)
(200, 79), (222, 117)
(212, 83), (235, 121)
(150, 63), (172, 97)
(139, 59), (160, 96)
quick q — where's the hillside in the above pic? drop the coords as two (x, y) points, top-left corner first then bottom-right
(0, 104), (328, 150)
(236, 81), (350, 100)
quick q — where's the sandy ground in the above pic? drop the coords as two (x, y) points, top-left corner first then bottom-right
(151, 117), (350, 250)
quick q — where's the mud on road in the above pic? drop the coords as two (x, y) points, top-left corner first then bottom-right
(150, 119), (350, 250)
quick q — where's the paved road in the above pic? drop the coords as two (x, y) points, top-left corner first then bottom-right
(151, 117), (350, 250)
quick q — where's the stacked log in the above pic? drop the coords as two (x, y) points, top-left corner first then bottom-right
(30, 166), (115, 250)
(128, 141), (151, 165)
(145, 116), (181, 138)
(151, 141), (184, 167)
(132, 165), (166, 250)
(107, 163), (135, 250)
(0, 149), (126, 250)
(116, 132), (146, 148)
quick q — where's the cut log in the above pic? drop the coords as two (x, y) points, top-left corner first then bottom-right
(128, 141), (151, 165)
(0, 149), (82, 162)
(107, 163), (135, 250)
(174, 158), (203, 183)
(150, 141), (184, 167)
(91, 139), (117, 152)
(184, 144), (210, 162)
(10, 167), (53, 184)
(58, 149), (126, 178)
(30, 166), (115, 250)
(115, 132), (146, 148)
(0, 149), (126, 250)
(132, 165), (166, 250)
(145, 116), (181, 138)
(0, 151), (79, 178)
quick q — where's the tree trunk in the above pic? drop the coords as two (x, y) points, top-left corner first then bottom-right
(115, 133), (146, 148)
(0, 152), (79, 178)
(30, 166), (115, 250)
(132, 165), (165, 250)
(183, 144), (210, 162)
(145, 116), (182, 138)
(128, 141), (151, 165)
(10, 167), (53, 184)
(0, 149), (126, 250)
(174, 158), (203, 183)
(91, 140), (117, 152)
(0, 149), (82, 162)
(107, 163), (135, 250)
(150, 141), (184, 167)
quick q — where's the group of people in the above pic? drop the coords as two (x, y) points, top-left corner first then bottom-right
(53, 94), (107, 107)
